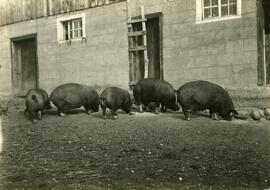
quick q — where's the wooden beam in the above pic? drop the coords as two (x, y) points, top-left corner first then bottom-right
(48, 0), (53, 15)
(128, 46), (147, 52)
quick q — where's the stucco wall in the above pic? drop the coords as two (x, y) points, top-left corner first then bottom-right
(0, 0), (263, 98)
(0, 2), (128, 96)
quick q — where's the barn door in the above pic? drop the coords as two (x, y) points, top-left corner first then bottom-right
(129, 14), (162, 87)
(11, 36), (38, 96)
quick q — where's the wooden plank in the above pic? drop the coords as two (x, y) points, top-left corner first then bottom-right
(141, 6), (148, 78)
(129, 81), (137, 86)
(0, 0), (123, 26)
(85, 0), (89, 8)
(128, 31), (146, 37)
(48, 0), (53, 15)
(43, 0), (48, 16)
(128, 19), (147, 24)
(129, 46), (147, 52)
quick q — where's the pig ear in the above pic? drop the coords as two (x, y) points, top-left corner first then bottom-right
(231, 109), (238, 115)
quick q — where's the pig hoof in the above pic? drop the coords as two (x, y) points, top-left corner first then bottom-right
(102, 116), (106, 119)
(112, 116), (117, 120)
(129, 112), (134, 115)
(154, 111), (159, 114)
(60, 112), (66, 117)
(87, 110), (92, 115)
(32, 119), (38, 123)
(185, 117), (190, 121)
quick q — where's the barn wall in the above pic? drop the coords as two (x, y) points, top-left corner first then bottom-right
(128, 0), (258, 89)
(0, 0), (264, 98)
(0, 0), (125, 26)
(0, 2), (128, 96)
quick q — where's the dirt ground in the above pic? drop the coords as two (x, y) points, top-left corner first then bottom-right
(0, 98), (270, 190)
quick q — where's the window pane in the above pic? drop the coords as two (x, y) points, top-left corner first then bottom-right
(212, 7), (218, 17)
(221, 0), (228, 5)
(229, 4), (237, 15)
(79, 29), (83, 37)
(74, 20), (79, 29)
(70, 30), (73, 39)
(79, 19), (82, 27)
(69, 21), (73, 31)
(204, 0), (210, 7)
(63, 21), (68, 40)
(204, 8), (211, 18)
(212, 0), (218, 6)
(74, 29), (78, 38)
(221, 6), (228, 16)
(229, 0), (236, 4)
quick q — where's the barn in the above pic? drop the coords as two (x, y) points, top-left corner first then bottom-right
(0, 0), (269, 98)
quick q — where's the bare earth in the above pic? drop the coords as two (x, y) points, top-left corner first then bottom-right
(0, 99), (270, 190)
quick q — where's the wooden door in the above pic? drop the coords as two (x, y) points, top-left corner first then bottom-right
(12, 37), (38, 96)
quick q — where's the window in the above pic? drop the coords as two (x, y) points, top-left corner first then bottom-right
(57, 14), (85, 42)
(220, 0), (237, 16)
(196, 0), (241, 23)
(203, 0), (219, 18)
(62, 18), (83, 40)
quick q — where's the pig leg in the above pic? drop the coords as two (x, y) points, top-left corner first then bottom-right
(111, 110), (117, 120)
(161, 103), (167, 112)
(210, 109), (219, 120)
(101, 107), (106, 119)
(56, 106), (66, 117)
(60, 102), (73, 116)
(210, 113), (219, 120)
(137, 96), (144, 113)
(29, 111), (38, 123)
(139, 104), (144, 113)
(182, 108), (190, 121)
(84, 106), (92, 115)
(24, 107), (29, 116)
(37, 110), (42, 120)
(154, 103), (161, 114)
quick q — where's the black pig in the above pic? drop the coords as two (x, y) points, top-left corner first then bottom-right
(25, 88), (51, 122)
(50, 83), (99, 116)
(133, 78), (179, 114)
(177, 80), (238, 121)
(100, 87), (132, 119)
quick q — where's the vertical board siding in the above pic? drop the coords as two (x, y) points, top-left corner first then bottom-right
(0, 0), (125, 26)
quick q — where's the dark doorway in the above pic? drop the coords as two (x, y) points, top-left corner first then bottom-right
(262, 0), (270, 84)
(11, 35), (38, 96)
(258, 0), (270, 85)
(146, 16), (162, 79)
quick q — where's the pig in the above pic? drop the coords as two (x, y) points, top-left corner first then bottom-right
(99, 87), (132, 119)
(177, 80), (238, 121)
(133, 78), (179, 114)
(25, 88), (51, 122)
(50, 83), (99, 116)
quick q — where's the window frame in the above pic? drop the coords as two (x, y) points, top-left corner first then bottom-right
(196, 0), (241, 24)
(57, 13), (86, 43)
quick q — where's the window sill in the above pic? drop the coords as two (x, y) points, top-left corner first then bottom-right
(196, 15), (241, 24)
(58, 37), (86, 44)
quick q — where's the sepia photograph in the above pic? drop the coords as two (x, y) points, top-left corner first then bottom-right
(0, 0), (270, 189)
